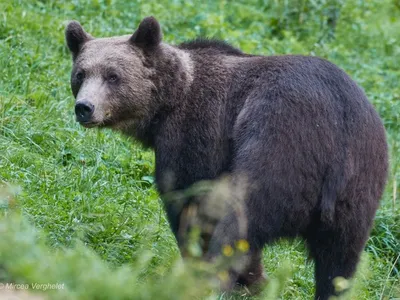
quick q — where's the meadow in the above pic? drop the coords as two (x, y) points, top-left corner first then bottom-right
(0, 0), (399, 299)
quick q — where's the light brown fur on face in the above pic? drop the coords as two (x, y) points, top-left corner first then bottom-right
(67, 24), (194, 132)
(72, 36), (157, 127)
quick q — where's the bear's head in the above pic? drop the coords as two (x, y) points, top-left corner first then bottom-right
(65, 17), (165, 132)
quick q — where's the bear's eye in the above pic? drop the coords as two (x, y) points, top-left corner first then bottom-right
(76, 71), (85, 82)
(108, 74), (119, 83)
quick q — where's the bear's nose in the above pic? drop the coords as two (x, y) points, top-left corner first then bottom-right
(75, 100), (94, 123)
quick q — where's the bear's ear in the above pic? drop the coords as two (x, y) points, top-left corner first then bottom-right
(65, 21), (92, 56)
(130, 16), (162, 48)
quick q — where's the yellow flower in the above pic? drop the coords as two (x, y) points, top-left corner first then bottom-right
(218, 270), (229, 282)
(236, 239), (249, 253)
(222, 245), (234, 257)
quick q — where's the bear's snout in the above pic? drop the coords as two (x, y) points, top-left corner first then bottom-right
(75, 100), (94, 124)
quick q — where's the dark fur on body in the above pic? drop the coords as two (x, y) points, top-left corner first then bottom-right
(66, 17), (388, 300)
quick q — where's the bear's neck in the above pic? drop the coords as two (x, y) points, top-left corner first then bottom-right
(149, 46), (243, 195)
(122, 45), (196, 147)
(125, 44), (248, 196)
(153, 44), (195, 106)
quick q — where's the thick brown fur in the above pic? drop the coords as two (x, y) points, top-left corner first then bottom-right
(66, 17), (389, 300)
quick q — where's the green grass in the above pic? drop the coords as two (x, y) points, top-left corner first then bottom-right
(0, 0), (399, 299)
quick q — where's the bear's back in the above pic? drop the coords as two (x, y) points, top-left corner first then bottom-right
(179, 38), (245, 56)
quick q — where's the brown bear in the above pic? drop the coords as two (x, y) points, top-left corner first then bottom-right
(65, 16), (388, 299)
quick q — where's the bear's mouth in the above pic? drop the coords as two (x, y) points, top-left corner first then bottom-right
(77, 115), (126, 130)
(80, 118), (115, 128)
(77, 115), (112, 128)
(79, 121), (100, 128)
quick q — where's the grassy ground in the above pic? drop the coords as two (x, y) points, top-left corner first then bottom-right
(0, 0), (399, 299)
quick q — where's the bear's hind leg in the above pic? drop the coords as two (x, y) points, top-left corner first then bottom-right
(307, 222), (368, 300)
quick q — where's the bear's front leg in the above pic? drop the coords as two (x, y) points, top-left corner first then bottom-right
(236, 249), (268, 294)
